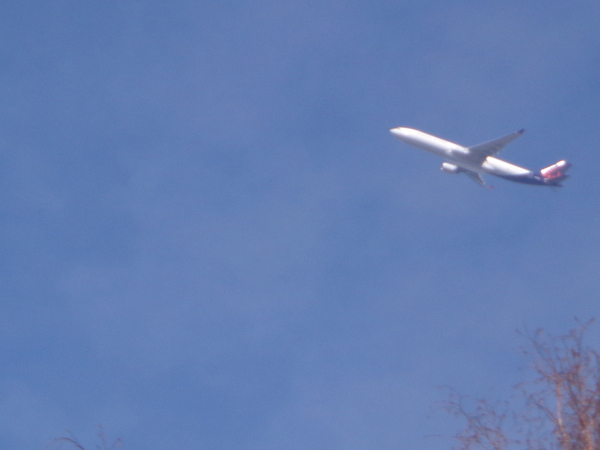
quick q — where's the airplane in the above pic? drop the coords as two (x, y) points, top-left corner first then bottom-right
(390, 127), (571, 187)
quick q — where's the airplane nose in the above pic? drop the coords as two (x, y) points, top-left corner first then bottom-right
(390, 127), (420, 145)
(390, 127), (409, 139)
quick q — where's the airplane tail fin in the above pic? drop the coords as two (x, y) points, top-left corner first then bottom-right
(540, 160), (571, 186)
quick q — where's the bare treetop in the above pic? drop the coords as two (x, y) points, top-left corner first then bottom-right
(443, 320), (600, 450)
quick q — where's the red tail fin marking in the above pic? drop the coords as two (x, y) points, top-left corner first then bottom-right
(540, 160), (571, 180)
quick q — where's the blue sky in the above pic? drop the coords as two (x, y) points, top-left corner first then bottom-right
(1, 1), (600, 448)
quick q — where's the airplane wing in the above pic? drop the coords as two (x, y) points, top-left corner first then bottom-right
(462, 168), (491, 188)
(465, 129), (525, 165)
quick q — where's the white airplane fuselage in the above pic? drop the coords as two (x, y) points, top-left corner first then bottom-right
(390, 127), (570, 187)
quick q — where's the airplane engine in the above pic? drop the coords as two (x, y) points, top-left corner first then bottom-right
(441, 162), (460, 174)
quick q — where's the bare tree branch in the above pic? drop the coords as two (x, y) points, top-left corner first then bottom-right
(47, 426), (122, 450)
(444, 320), (600, 450)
